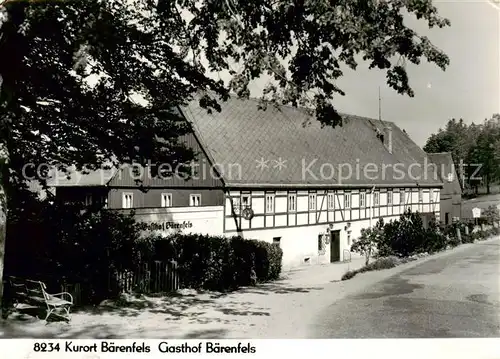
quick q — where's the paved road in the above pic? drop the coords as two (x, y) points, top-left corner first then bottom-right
(311, 239), (500, 338)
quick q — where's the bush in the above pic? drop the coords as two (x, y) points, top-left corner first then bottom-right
(6, 202), (150, 304)
(341, 256), (398, 281)
(361, 257), (398, 272)
(448, 234), (463, 246)
(443, 221), (468, 247)
(250, 240), (283, 281)
(376, 210), (429, 257)
(422, 219), (447, 253)
(486, 226), (500, 237)
(341, 270), (357, 281)
(360, 210), (480, 261)
(474, 230), (489, 241)
(462, 232), (476, 243)
(351, 218), (384, 265)
(159, 233), (283, 291)
(5, 200), (284, 302)
(483, 205), (500, 225)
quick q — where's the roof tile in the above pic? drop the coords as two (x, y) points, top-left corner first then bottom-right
(181, 96), (443, 188)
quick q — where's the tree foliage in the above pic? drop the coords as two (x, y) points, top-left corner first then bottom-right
(483, 205), (500, 226)
(351, 218), (384, 265)
(0, 0), (451, 309)
(0, 0), (451, 190)
(423, 114), (500, 193)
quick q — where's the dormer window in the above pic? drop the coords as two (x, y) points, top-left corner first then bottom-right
(447, 173), (454, 182)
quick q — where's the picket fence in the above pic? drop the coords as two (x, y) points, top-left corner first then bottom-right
(110, 260), (179, 294)
(59, 260), (179, 306)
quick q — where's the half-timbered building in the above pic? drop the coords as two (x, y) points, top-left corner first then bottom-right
(50, 96), (443, 269)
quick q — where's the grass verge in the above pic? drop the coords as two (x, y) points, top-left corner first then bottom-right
(341, 256), (417, 281)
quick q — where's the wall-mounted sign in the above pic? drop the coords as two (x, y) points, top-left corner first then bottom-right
(472, 207), (481, 219)
(241, 207), (254, 220)
(144, 221), (193, 231)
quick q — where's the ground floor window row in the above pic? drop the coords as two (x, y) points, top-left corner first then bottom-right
(269, 232), (344, 262)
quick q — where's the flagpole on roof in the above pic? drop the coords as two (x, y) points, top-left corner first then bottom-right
(378, 86), (382, 122)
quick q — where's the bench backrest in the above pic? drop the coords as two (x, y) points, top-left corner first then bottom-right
(8, 276), (50, 302)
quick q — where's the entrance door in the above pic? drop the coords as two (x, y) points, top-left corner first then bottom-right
(330, 230), (341, 263)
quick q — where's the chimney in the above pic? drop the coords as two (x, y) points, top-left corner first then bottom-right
(383, 127), (392, 154)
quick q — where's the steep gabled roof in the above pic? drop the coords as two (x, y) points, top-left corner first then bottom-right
(180, 96), (442, 188)
(47, 165), (117, 187)
(47, 96), (443, 189)
(427, 152), (462, 195)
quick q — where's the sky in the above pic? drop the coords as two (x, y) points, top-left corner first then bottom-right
(110, 1), (499, 149)
(240, 1), (500, 148)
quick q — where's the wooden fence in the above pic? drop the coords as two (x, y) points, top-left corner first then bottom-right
(60, 282), (82, 305)
(57, 260), (179, 306)
(109, 260), (179, 295)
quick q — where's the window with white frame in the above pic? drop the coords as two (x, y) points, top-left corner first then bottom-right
(430, 189), (434, 203)
(265, 193), (275, 213)
(327, 192), (335, 209)
(122, 192), (133, 209)
(189, 194), (201, 207)
(95, 195), (108, 208)
(103, 196), (108, 209)
(374, 191), (380, 206)
(241, 194), (251, 209)
(161, 193), (172, 207)
(232, 197), (241, 214)
(84, 194), (93, 206)
(387, 190), (393, 205)
(288, 192), (296, 212)
(418, 189), (423, 203)
(318, 234), (325, 251)
(308, 192), (317, 210)
(400, 190), (405, 205)
(344, 193), (351, 209)
(360, 192), (366, 207)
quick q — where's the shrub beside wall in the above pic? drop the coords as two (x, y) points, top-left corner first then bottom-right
(372, 210), (448, 258)
(351, 209), (499, 264)
(5, 201), (284, 304)
(6, 205), (151, 304)
(345, 210), (500, 281)
(149, 233), (283, 291)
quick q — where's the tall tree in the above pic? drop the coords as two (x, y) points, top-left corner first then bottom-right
(424, 115), (500, 193)
(0, 0), (450, 312)
(423, 118), (470, 164)
(423, 128), (454, 154)
(468, 115), (500, 194)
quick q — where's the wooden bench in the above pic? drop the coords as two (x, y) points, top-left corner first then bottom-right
(6, 276), (73, 323)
